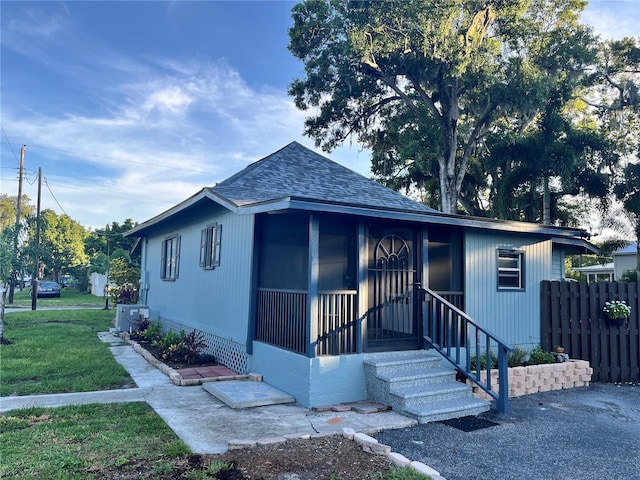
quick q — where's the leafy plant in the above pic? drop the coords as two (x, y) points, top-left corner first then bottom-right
(383, 466), (432, 479)
(153, 329), (185, 360)
(470, 352), (498, 370)
(141, 321), (162, 342)
(603, 300), (631, 319)
(620, 270), (638, 282)
(508, 346), (529, 367)
(527, 345), (555, 365)
(180, 329), (208, 365)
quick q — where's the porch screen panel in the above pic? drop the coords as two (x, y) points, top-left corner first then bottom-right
(256, 214), (309, 353)
(257, 214), (309, 290)
(316, 218), (358, 355)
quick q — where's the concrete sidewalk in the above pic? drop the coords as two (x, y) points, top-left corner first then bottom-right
(1, 333), (417, 454)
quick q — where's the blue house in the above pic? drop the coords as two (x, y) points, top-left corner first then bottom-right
(126, 142), (595, 418)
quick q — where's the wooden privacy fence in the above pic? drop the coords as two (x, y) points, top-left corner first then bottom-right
(540, 281), (640, 383)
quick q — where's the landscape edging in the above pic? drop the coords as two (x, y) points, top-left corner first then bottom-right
(466, 360), (593, 399)
(118, 332), (253, 386)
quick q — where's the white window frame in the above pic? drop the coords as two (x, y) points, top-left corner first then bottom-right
(161, 234), (181, 281)
(200, 223), (221, 269)
(497, 249), (524, 290)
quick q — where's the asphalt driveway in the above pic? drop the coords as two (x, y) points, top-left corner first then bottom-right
(375, 383), (640, 480)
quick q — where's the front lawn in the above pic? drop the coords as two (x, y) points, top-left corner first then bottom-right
(0, 309), (133, 396)
(0, 403), (192, 479)
(8, 286), (104, 308)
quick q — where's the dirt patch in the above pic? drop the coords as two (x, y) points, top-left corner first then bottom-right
(93, 435), (393, 479)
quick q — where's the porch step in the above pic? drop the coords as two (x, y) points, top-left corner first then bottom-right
(390, 382), (472, 411)
(404, 397), (490, 424)
(364, 350), (490, 423)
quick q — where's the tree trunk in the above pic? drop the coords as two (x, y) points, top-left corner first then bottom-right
(0, 284), (7, 344)
(543, 174), (551, 225)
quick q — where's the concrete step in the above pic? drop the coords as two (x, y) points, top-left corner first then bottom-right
(377, 366), (456, 387)
(363, 350), (442, 375)
(389, 382), (472, 412)
(403, 396), (490, 424)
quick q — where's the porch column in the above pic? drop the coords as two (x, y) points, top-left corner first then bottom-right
(307, 214), (319, 358)
(357, 222), (367, 353)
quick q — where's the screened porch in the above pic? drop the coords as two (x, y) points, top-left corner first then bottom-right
(252, 212), (463, 357)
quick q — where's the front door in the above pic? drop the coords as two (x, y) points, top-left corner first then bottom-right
(366, 228), (421, 351)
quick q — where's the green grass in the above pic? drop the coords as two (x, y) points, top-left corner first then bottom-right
(0, 309), (133, 396)
(0, 403), (190, 479)
(8, 286), (104, 308)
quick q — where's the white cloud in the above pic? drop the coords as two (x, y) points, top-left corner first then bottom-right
(1, 58), (328, 229)
(143, 86), (193, 115)
(582, 1), (640, 40)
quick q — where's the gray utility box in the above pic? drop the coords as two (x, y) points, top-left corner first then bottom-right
(115, 304), (150, 333)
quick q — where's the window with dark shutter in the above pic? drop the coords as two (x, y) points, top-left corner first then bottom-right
(161, 234), (181, 281)
(200, 223), (221, 269)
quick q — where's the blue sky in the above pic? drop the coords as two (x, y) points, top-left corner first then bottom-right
(1, 1), (639, 230)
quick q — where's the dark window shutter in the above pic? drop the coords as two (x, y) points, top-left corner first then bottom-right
(213, 224), (222, 267)
(175, 235), (181, 279)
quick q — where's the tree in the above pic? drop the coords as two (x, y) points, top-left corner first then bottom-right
(485, 107), (613, 224)
(38, 210), (88, 282)
(288, 0), (597, 214)
(614, 160), (640, 271)
(0, 194), (33, 232)
(85, 219), (139, 262)
(583, 37), (640, 152)
(107, 248), (140, 305)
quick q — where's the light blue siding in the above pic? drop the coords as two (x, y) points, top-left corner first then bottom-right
(143, 208), (254, 346)
(552, 246), (565, 280)
(251, 342), (367, 407)
(464, 232), (552, 350)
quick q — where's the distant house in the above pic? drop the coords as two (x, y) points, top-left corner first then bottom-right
(613, 242), (638, 279)
(125, 142), (596, 408)
(570, 241), (637, 282)
(571, 262), (615, 283)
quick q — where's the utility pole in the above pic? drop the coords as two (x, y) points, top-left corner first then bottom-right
(8, 145), (26, 304)
(31, 167), (42, 311)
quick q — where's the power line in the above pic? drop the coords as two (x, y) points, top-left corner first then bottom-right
(0, 126), (20, 163)
(43, 177), (68, 216)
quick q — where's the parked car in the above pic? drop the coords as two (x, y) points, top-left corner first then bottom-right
(37, 281), (61, 298)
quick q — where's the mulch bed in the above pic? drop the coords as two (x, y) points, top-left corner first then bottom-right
(128, 336), (220, 370)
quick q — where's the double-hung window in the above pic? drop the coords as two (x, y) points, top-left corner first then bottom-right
(200, 223), (221, 269)
(161, 234), (181, 281)
(497, 249), (524, 290)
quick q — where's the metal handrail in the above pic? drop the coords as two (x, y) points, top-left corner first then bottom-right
(420, 287), (513, 414)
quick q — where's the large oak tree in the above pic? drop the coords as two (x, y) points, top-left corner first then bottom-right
(288, 0), (597, 214)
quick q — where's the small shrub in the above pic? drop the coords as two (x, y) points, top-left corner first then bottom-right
(620, 269), (638, 282)
(180, 329), (208, 365)
(141, 321), (162, 342)
(527, 345), (555, 365)
(136, 318), (150, 333)
(153, 329), (185, 360)
(508, 346), (528, 367)
(384, 466), (432, 479)
(470, 352), (497, 370)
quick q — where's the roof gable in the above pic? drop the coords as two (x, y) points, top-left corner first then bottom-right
(210, 141), (436, 214)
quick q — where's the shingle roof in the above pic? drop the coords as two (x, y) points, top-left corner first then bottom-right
(210, 141), (437, 214)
